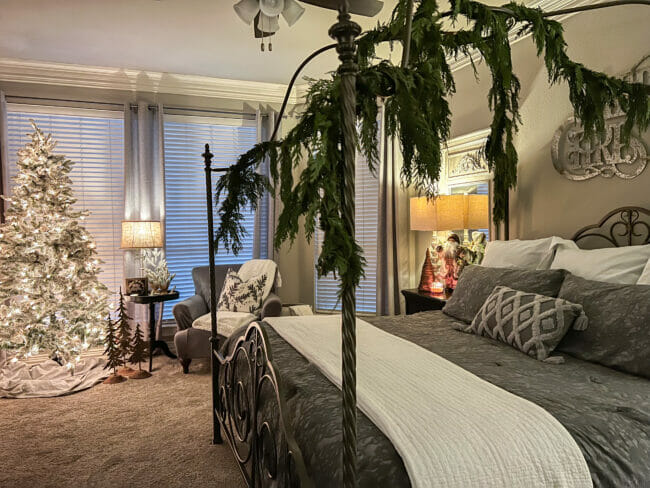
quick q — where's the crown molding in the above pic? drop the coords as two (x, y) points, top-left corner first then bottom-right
(0, 0), (618, 106)
(447, 0), (604, 72)
(0, 57), (300, 105)
(294, 0), (598, 102)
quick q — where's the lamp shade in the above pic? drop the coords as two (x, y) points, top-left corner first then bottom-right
(409, 195), (489, 232)
(299, 0), (383, 17)
(121, 221), (163, 249)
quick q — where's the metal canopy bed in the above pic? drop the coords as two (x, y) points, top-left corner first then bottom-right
(202, 204), (650, 487)
(200, 1), (650, 487)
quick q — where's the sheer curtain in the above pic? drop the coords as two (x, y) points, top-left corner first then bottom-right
(123, 102), (165, 278)
(254, 107), (279, 260)
(124, 102), (165, 330)
(377, 102), (415, 315)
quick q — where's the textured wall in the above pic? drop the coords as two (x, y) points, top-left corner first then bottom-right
(446, 6), (650, 240)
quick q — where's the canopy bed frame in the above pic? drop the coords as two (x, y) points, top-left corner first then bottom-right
(202, 1), (650, 486)
(207, 137), (650, 487)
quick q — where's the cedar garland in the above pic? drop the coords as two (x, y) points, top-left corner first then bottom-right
(214, 0), (650, 294)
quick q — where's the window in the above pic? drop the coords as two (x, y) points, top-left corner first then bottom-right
(163, 115), (258, 318)
(314, 150), (379, 314)
(5, 105), (125, 296)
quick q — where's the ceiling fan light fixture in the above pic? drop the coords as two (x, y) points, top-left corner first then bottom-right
(234, 0), (260, 24)
(260, 0), (285, 16)
(257, 11), (281, 33)
(282, 0), (305, 26)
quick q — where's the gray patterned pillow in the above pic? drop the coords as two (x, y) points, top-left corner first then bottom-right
(442, 265), (568, 323)
(453, 285), (587, 361)
(217, 269), (270, 315)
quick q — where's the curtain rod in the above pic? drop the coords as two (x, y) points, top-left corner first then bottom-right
(5, 96), (261, 118)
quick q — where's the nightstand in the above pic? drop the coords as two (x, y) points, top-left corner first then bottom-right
(401, 288), (452, 315)
(125, 291), (179, 372)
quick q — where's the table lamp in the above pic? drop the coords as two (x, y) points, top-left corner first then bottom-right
(410, 195), (488, 292)
(120, 220), (163, 279)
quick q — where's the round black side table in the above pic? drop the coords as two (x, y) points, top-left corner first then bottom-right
(125, 291), (179, 372)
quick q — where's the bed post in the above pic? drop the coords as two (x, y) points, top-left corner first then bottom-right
(329, 4), (361, 487)
(203, 144), (222, 445)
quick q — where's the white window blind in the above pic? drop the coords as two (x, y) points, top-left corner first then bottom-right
(314, 151), (379, 314)
(5, 105), (125, 296)
(163, 115), (258, 318)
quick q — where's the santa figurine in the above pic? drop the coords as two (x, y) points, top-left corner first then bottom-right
(436, 233), (461, 292)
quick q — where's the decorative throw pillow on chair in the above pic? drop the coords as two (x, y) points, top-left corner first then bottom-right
(217, 269), (270, 315)
(453, 285), (587, 362)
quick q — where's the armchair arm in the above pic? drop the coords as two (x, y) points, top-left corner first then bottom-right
(172, 294), (209, 331)
(261, 292), (282, 319)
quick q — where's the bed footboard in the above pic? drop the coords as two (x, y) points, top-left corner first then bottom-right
(213, 322), (313, 488)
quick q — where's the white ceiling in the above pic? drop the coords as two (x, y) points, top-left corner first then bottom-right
(0, 0), (510, 85)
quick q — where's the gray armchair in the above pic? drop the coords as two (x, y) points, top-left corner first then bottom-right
(172, 264), (282, 373)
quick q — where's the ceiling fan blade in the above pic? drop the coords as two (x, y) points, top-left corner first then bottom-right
(299, 0), (383, 17)
(233, 0), (260, 25)
(282, 0), (305, 26)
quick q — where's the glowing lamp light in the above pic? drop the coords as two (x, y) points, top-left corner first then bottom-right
(120, 221), (163, 249)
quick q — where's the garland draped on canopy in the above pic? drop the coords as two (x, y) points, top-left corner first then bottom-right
(214, 0), (649, 298)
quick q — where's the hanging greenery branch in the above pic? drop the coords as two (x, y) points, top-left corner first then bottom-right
(214, 0), (650, 293)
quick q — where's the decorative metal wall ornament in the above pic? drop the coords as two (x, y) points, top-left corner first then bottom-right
(445, 128), (491, 183)
(552, 55), (650, 181)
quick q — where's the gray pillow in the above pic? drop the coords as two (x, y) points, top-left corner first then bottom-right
(557, 274), (650, 378)
(442, 265), (568, 323)
(453, 286), (586, 361)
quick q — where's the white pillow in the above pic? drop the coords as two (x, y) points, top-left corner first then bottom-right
(551, 245), (650, 285)
(481, 237), (577, 269)
(637, 259), (650, 285)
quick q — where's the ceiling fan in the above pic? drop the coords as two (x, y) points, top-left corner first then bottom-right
(233, 0), (305, 51)
(233, 0), (383, 51)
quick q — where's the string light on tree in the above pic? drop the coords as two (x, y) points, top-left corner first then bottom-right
(0, 123), (108, 368)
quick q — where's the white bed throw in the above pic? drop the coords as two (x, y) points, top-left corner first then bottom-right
(265, 315), (592, 488)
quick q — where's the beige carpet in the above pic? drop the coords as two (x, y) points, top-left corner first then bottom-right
(0, 356), (246, 488)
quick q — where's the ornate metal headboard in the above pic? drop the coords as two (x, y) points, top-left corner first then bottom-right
(572, 206), (650, 249)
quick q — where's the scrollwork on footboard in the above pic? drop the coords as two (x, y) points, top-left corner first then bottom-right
(215, 322), (313, 488)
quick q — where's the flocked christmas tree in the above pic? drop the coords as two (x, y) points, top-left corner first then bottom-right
(0, 123), (108, 368)
(103, 317), (126, 384)
(128, 323), (151, 379)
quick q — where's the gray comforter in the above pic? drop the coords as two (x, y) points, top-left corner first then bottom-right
(223, 312), (650, 487)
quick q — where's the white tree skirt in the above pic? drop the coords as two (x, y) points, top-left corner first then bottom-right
(0, 356), (108, 399)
